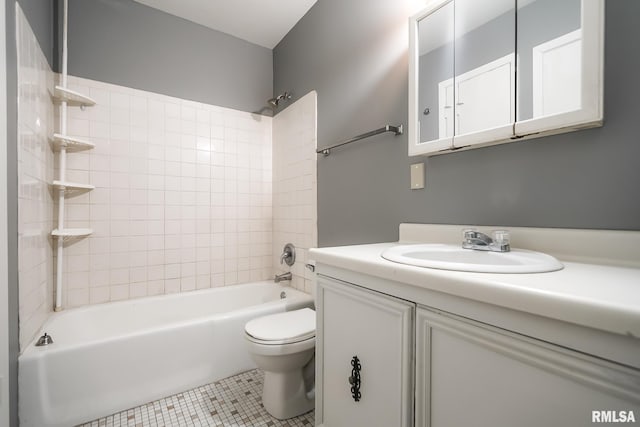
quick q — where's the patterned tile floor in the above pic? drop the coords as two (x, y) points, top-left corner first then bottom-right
(77, 369), (315, 427)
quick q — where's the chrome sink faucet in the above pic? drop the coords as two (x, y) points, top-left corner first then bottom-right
(462, 229), (510, 252)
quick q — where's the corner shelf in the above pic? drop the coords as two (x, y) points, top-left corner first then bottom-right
(53, 0), (97, 311)
(51, 228), (93, 239)
(52, 86), (96, 107)
(51, 133), (95, 152)
(50, 180), (95, 192)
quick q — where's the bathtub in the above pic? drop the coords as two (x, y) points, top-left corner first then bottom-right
(18, 282), (314, 427)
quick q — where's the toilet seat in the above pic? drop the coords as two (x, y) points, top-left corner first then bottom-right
(245, 308), (315, 345)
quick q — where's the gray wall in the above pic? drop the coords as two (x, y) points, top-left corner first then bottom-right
(16, 0), (55, 68)
(6, 0), (19, 424)
(66, 0), (273, 114)
(274, 0), (640, 247)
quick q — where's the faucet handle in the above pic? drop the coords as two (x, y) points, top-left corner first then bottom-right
(492, 230), (511, 252)
(280, 243), (296, 266)
(492, 230), (510, 245)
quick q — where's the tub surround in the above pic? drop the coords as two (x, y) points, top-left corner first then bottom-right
(59, 75), (274, 308)
(16, 4), (55, 350)
(19, 281), (313, 427)
(22, 71), (320, 314)
(272, 91), (318, 294)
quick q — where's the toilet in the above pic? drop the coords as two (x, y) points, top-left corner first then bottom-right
(244, 307), (316, 420)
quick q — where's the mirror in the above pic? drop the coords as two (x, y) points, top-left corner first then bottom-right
(516, 0), (581, 121)
(408, 0), (603, 157)
(417, 2), (454, 145)
(453, 0), (515, 137)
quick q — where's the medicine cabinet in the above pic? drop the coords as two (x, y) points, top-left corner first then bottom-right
(408, 0), (604, 156)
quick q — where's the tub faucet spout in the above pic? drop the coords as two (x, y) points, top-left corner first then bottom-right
(274, 272), (292, 283)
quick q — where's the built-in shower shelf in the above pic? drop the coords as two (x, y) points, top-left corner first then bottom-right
(51, 133), (95, 151)
(51, 228), (93, 239)
(50, 180), (95, 192)
(52, 86), (96, 107)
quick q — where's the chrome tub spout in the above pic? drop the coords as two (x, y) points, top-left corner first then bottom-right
(274, 272), (292, 283)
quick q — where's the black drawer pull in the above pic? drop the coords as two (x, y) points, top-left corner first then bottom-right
(348, 355), (361, 402)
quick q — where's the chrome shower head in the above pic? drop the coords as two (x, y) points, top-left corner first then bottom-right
(267, 91), (292, 108)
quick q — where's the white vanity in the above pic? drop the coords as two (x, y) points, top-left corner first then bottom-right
(310, 224), (640, 427)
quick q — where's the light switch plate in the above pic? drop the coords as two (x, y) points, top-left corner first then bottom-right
(411, 163), (425, 189)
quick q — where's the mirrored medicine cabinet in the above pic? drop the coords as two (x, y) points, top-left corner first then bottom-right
(408, 0), (604, 156)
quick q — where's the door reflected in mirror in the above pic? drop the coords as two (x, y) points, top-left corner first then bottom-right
(517, 0), (582, 121)
(453, 0), (515, 137)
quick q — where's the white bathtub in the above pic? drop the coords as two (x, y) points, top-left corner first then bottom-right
(18, 282), (314, 427)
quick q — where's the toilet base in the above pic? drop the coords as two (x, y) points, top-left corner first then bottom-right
(262, 367), (314, 420)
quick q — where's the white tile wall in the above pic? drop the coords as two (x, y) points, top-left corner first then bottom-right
(272, 91), (318, 293)
(58, 76), (273, 308)
(17, 5), (55, 349)
(16, 10), (317, 328)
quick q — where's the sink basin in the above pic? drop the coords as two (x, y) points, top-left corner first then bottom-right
(381, 244), (563, 273)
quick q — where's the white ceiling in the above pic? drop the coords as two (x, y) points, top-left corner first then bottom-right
(133, 0), (318, 49)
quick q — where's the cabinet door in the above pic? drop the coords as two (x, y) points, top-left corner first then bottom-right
(416, 307), (640, 427)
(317, 277), (414, 427)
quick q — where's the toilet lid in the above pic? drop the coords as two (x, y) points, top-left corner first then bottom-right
(245, 308), (315, 343)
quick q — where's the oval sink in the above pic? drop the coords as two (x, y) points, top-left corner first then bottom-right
(381, 244), (563, 273)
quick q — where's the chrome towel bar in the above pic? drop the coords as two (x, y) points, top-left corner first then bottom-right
(316, 124), (403, 156)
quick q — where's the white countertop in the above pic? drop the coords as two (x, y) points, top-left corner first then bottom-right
(310, 224), (640, 338)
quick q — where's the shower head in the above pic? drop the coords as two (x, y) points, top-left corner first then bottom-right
(267, 91), (292, 108)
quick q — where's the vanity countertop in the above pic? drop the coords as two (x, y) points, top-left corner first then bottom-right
(310, 224), (640, 338)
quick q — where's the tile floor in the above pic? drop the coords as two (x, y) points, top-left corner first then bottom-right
(77, 369), (315, 427)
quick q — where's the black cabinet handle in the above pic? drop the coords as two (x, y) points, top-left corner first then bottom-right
(348, 356), (361, 402)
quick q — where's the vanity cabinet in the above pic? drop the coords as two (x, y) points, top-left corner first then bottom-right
(316, 268), (640, 427)
(408, 0), (604, 156)
(416, 307), (640, 427)
(316, 276), (414, 427)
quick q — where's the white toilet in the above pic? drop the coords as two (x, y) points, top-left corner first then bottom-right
(244, 307), (316, 420)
